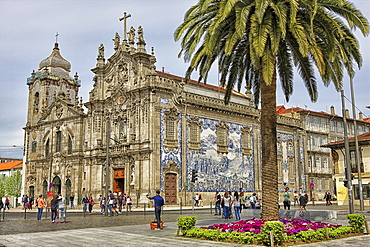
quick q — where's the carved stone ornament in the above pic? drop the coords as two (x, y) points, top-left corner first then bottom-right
(27, 175), (36, 185)
(117, 95), (126, 104)
(56, 103), (63, 119)
(163, 161), (180, 174)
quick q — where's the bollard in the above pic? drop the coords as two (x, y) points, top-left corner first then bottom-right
(24, 206), (27, 219)
(270, 230), (274, 247)
(365, 219), (369, 234)
(180, 202), (182, 215)
(210, 201), (213, 214)
(144, 203), (146, 216)
(324, 227), (329, 240)
(126, 203), (129, 216)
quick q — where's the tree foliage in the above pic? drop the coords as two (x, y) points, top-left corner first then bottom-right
(4, 171), (22, 198)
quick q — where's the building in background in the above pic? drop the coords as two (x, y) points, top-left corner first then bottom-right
(324, 131), (370, 206)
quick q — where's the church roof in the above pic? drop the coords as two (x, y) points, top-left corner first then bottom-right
(39, 43), (71, 72)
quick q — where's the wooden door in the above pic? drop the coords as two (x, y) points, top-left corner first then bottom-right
(113, 168), (125, 194)
(165, 173), (177, 204)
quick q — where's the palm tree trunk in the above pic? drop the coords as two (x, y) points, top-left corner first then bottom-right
(260, 67), (279, 220)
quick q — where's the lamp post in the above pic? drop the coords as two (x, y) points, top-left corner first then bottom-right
(349, 76), (364, 211)
(105, 117), (110, 216)
(341, 90), (354, 214)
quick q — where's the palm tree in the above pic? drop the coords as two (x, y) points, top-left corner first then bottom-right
(175, 0), (368, 219)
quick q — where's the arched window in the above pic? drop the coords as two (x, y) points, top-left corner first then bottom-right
(42, 180), (48, 198)
(33, 92), (40, 114)
(45, 139), (50, 157)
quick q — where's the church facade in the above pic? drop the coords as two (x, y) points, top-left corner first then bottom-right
(23, 19), (336, 205)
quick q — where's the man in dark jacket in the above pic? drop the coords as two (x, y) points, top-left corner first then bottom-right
(147, 190), (164, 230)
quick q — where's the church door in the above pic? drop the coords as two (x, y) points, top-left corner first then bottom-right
(165, 173), (177, 204)
(113, 168), (125, 194)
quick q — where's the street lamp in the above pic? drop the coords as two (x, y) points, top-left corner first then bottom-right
(105, 117), (110, 216)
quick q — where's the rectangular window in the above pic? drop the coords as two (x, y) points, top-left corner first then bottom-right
(166, 118), (175, 140)
(56, 131), (62, 152)
(330, 120), (336, 132)
(354, 184), (370, 200)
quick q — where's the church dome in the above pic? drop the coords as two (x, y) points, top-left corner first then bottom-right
(38, 43), (71, 72)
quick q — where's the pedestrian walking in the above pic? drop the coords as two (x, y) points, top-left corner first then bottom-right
(5, 197), (10, 210)
(126, 196), (132, 212)
(147, 190), (164, 230)
(283, 187), (291, 210)
(250, 193), (257, 209)
(108, 195), (114, 216)
(57, 194), (66, 223)
(194, 193), (199, 207)
(22, 195), (28, 209)
(69, 193), (75, 209)
(324, 192), (332, 206)
(233, 192), (241, 221)
(36, 195), (45, 221)
(299, 193), (308, 210)
(82, 195), (89, 213)
(222, 191), (232, 221)
(239, 192), (245, 212)
(50, 195), (59, 223)
(0, 198), (3, 212)
(29, 196), (34, 210)
(214, 191), (221, 216)
(198, 194), (203, 207)
(88, 194), (94, 214)
(117, 193), (123, 213)
(100, 197), (106, 214)
(293, 191), (299, 206)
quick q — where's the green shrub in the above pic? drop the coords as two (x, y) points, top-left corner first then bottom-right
(258, 221), (285, 246)
(177, 216), (197, 235)
(182, 228), (256, 244)
(347, 214), (366, 233)
(328, 226), (353, 239)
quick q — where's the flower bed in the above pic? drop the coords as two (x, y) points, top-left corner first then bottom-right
(201, 218), (340, 235)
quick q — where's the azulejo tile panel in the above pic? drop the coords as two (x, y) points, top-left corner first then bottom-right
(160, 109), (255, 193)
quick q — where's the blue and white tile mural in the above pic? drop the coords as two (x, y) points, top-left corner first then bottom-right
(160, 108), (255, 193)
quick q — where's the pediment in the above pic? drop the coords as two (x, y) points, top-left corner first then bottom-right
(40, 98), (85, 122)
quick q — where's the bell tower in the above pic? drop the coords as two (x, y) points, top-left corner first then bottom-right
(26, 42), (80, 125)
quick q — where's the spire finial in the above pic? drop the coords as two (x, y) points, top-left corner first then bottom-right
(55, 32), (59, 43)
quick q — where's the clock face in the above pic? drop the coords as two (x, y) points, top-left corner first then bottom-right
(117, 95), (126, 104)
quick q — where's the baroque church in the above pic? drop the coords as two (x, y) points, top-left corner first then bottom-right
(23, 16), (309, 205)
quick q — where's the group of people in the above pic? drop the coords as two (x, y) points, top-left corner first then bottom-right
(214, 191), (258, 221)
(0, 197), (10, 211)
(284, 187), (309, 210)
(21, 195), (34, 210)
(89, 191), (134, 216)
(33, 194), (66, 223)
(193, 193), (203, 207)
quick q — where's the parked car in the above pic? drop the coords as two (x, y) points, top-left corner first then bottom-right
(244, 196), (262, 209)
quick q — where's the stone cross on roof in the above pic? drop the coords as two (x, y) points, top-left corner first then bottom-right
(119, 12), (131, 43)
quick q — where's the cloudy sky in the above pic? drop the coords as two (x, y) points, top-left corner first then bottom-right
(0, 0), (369, 159)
